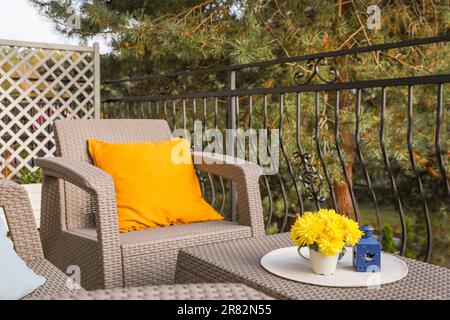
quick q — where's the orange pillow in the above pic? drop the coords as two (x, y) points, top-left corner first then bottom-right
(88, 138), (223, 232)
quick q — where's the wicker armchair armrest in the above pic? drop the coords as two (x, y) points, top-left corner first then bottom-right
(192, 152), (265, 237)
(35, 157), (124, 288)
(0, 180), (44, 262)
(35, 157), (120, 237)
(35, 157), (113, 194)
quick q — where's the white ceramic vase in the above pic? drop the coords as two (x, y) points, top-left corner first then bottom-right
(309, 248), (339, 276)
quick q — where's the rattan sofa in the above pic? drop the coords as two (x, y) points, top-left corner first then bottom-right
(0, 180), (271, 300)
(35, 119), (265, 290)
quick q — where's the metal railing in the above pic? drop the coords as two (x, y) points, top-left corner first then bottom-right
(102, 35), (450, 263)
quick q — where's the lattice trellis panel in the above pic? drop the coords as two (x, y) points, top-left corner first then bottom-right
(0, 40), (100, 180)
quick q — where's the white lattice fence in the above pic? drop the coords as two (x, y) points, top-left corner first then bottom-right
(0, 40), (100, 180)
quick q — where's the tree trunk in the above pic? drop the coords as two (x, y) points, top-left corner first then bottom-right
(334, 163), (358, 220)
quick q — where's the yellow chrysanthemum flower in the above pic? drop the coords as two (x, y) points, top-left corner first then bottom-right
(342, 217), (363, 246)
(317, 237), (345, 257)
(290, 212), (324, 246)
(290, 209), (363, 256)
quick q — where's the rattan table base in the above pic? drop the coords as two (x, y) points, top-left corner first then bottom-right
(175, 233), (450, 300)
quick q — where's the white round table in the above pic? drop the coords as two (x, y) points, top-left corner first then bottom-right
(260, 246), (408, 287)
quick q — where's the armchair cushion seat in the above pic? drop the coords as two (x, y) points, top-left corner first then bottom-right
(120, 221), (251, 252)
(73, 221), (251, 250)
(71, 221), (252, 286)
(122, 221), (252, 286)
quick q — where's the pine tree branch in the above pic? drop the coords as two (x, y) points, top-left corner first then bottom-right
(351, 0), (372, 46)
(337, 26), (363, 49)
(193, 12), (214, 32)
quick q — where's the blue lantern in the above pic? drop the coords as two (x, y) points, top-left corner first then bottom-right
(353, 225), (381, 272)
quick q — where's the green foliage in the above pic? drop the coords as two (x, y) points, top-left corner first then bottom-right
(381, 224), (395, 253)
(265, 222), (279, 235)
(30, 1), (449, 77)
(405, 206), (450, 267)
(19, 168), (42, 185)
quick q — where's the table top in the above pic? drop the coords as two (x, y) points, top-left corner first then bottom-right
(176, 233), (450, 300)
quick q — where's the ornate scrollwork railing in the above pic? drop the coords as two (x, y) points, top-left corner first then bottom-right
(293, 151), (327, 206)
(294, 57), (339, 85)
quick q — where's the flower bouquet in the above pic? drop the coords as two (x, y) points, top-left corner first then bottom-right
(290, 209), (363, 275)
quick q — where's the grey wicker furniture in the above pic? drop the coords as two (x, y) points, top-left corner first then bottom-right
(175, 233), (450, 300)
(0, 179), (85, 299)
(35, 119), (265, 290)
(0, 180), (271, 300)
(39, 283), (273, 300)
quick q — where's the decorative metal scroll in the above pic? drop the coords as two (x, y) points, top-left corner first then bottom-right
(294, 58), (339, 85)
(293, 151), (327, 204)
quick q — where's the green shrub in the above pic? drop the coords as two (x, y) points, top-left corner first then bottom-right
(19, 168), (42, 185)
(381, 225), (395, 253)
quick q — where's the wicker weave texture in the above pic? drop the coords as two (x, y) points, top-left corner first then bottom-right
(0, 180), (43, 261)
(36, 159), (123, 289)
(0, 180), (85, 299)
(175, 233), (450, 300)
(120, 222), (252, 287)
(39, 283), (274, 300)
(37, 119), (265, 289)
(54, 119), (172, 231)
(23, 259), (84, 299)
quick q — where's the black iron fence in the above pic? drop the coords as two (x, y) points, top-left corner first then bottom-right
(102, 35), (450, 265)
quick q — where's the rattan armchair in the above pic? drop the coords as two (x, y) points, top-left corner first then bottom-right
(36, 119), (265, 290)
(0, 179), (85, 299)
